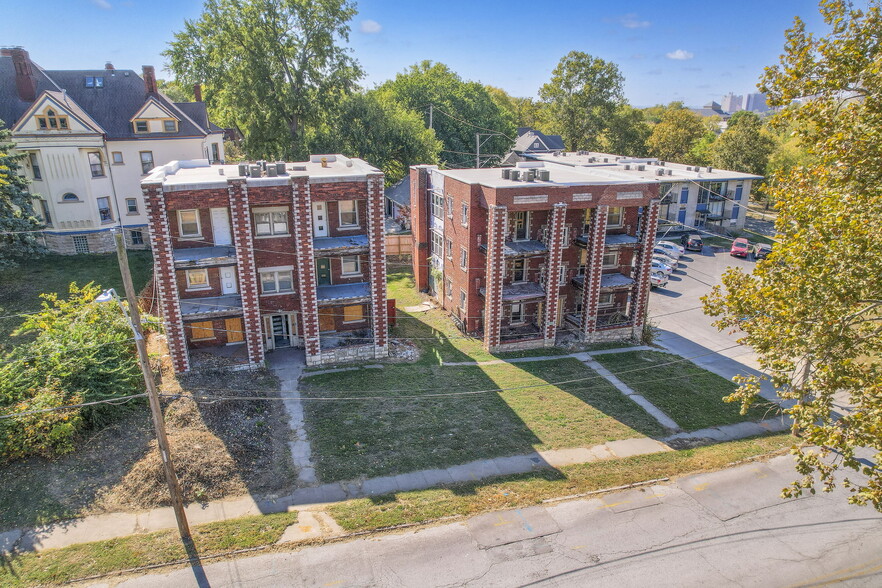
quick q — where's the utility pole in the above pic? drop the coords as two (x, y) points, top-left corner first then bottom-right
(476, 133), (480, 169)
(113, 228), (192, 543)
(429, 104), (433, 130)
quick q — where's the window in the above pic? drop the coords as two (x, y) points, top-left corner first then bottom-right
(88, 152), (104, 177)
(583, 209), (592, 234)
(140, 151), (154, 174)
(446, 195), (453, 218)
(431, 191), (443, 219)
(134, 120), (149, 133)
(430, 230), (443, 258)
(731, 204), (741, 219)
(460, 246), (467, 270)
(461, 203), (469, 226)
(338, 200), (358, 227)
(459, 289), (467, 310)
(734, 183), (744, 201)
(680, 186), (689, 204)
(211, 143), (220, 163)
(260, 270), (294, 294)
(607, 207), (623, 228)
(36, 108), (69, 130)
(561, 225), (570, 247)
(73, 235), (89, 254)
(62, 192), (79, 202)
(85, 76), (104, 88)
(510, 303), (524, 324)
(343, 304), (364, 323)
(190, 321), (215, 340)
(126, 198), (138, 214)
(341, 256), (361, 275)
(186, 269), (209, 289)
(163, 120), (177, 132)
(512, 258), (526, 282)
(177, 209), (201, 238)
(112, 151), (124, 164)
(446, 238), (453, 260)
(29, 153), (41, 180)
(511, 211), (529, 240)
(599, 292), (614, 307)
(445, 277), (453, 299)
(602, 250), (619, 268)
(558, 265), (568, 286)
(254, 209), (289, 236)
(39, 200), (51, 226)
(97, 197), (112, 222)
(130, 230), (144, 245)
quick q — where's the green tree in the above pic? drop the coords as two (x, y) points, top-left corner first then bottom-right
(308, 91), (442, 184)
(600, 104), (650, 156)
(0, 121), (44, 268)
(156, 78), (194, 103)
(709, 111), (776, 175)
(686, 130), (716, 166)
(164, 0), (362, 160)
(704, 0), (882, 510)
(376, 61), (515, 168)
(646, 103), (706, 162)
(539, 51), (625, 151)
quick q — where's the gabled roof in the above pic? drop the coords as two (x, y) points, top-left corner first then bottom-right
(0, 57), (58, 129)
(384, 176), (411, 208)
(129, 96), (180, 122)
(12, 90), (106, 134)
(512, 129), (565, 154)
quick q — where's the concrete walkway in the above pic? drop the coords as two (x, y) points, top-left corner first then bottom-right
(267, 348), (316, 485)
(440, 345), (654, 366)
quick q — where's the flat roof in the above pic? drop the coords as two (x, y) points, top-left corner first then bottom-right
(143, 155), (381, 190)
(436, 163), (659, 188)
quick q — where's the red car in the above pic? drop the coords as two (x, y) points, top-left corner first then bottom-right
(730, 237), (751, 258)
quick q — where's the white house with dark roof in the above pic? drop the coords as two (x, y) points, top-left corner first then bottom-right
(0, 47), (224, 253)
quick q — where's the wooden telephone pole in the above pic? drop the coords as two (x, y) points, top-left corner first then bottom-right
(113, 228), (192, 543)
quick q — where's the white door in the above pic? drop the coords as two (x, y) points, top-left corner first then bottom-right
(211, 208), (232, 245)
(220, 266), (238, 294)
(312, 202), (328, 237)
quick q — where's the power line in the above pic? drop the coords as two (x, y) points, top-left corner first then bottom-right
(0, 393), (147, 420)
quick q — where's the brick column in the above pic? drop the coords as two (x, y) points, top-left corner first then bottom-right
(410, 166), (430, 291)
(483, 205), (507, 351)
(542, 202), (567, 346)
(227, 179), (265, 367)
(580, 205), (608, 340)
(290, 177), (321, 363)
(629, 199), (661, 338)
(366, 173), (389, 358)
(142, 182), (189, 373)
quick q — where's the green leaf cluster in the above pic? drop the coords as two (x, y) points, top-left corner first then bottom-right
(0, 120), (45, 268)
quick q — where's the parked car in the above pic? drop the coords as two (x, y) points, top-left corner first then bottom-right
(680, 234), (704, 252)
(656, 240), (685, 258)
(730, 237), (751, 258)
(754, 243), (772, 259)
(652, 255), (677, 272)
(652, 248), (679, 266)
(650, 272), (669, 289)
(650, 259), (675, 275)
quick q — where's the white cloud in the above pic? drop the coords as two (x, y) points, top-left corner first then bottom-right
(91, 0), (112, 8)
(620, 13), (650, 29)
(359, 19), (382, 34)
(666, 49), (694, 60)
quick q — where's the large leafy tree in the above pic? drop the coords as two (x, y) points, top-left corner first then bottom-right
(600, 104), (651, 156)
(308, 91), (442, 184)
(539, 51), (625, 151)
(0, 121), (44, 268)
(646, 103), (706, 162)
(165, 0), (363, 160)
(709, 111), (776, 175)
(704, 0), (882, 510)
(376, 62), (515, 168)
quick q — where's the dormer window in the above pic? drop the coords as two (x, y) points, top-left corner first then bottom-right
(36, 108), (69, 131)
(85, 76), (104, 88)
(134, 120), (149, 133)
(163, 120), (177, 132)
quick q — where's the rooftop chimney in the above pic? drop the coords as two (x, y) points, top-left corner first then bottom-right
(193, 83), (202, 102)
(142, 65), (156, 94)
(9, 48), (36, 102)
(105, 61), (114, 71)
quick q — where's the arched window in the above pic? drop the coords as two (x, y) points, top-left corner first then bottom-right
(62, 193), (80, 202)
(36, 107), (69, 130)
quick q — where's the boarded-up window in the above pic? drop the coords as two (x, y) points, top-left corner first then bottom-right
(343, 305), (364, 323)
(225, 318), (244, 342)
(191, 321), (215, 340)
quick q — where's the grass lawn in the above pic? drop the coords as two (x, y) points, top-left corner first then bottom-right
(594, 350), (777, 431)
(300, 357), (665, 482)
(0, 252), (153, 350)
(0, 511), (298, 587)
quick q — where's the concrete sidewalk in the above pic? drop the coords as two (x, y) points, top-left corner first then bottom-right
(439, 345), (654, 366)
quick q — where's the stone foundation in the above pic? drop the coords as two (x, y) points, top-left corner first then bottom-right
(41, 228), (151, 254)
(490, 338), (546, 353)
(306, 344), (389, 366)
(585, 325), (635, 343)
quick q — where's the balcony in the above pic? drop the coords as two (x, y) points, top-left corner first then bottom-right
(316, 282), (371, 305)
(574, 233), (640, 249)
(478, 239), (547, 258)
(571, 273), (635, 290)
(313, 234), (370, 256)
(173, 246), (236, 268)
(180, 295), (243, 319)
(479, 281), (546, 302)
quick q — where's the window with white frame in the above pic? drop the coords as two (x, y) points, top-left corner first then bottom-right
(430, 230), (443, 258)
(140, 151), (154, 174)
(97, 197), (113, 223)
(254, 208), (289, 236)
(602, 250), (619, 268)
(88, 152), (104, 177)
(510, 302), (525, 324)
(338, 200), (359, 227)
(446, 195), (453, 218)
(112, 151), (124, 164)
(130, 230), (144, 245)
(561, 225), (570, 247)
(126, 198), (138, 214)
(599, 292), (614, 307)
(558, 265), (567, 286)
(461, 203), (469, 226)
(177, 209), (201, 238)
(446, 238), (453, 260)
(607, 207), (623, 228)
(460, 246), (467, 270)
(186, 268), (209, 290)
(341, 256), (361, 275)
(431, 191), (443, 220)
(459, 288), (466, 309)
(260, 269), (294, 293)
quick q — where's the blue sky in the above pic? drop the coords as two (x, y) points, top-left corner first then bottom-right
(4, 0), (832, 107)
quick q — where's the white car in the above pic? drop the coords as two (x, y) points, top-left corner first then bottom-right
(650, 272), (669, 289)
(656, 240), (685, 258)
(652, 250), (679, 268)
(650, 259), (675, 275)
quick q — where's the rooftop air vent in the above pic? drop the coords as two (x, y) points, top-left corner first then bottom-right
(603, 158), (608, 163)
(510, 170), (520, 181)
(656, 169), (665, 176)
(276, 162), (286, 174)
(667, 169), (673, 175)
(249, 164), (262, 177)
(659, 161), (666, 166)
(266, 165), (278, 177)
(291, 165), (307, 171)
(637, 164), (645, 171)
(538, 169), (550, 181)
(501, 168), (511, 179)
(707, 166), (713, 172)
(237, 163), (247, 176)
(624, 164), (631, 170)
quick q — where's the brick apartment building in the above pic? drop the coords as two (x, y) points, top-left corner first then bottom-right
(143, 155), (388, 372)
(410, 160), (662, 352)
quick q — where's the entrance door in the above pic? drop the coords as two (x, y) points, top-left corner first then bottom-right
(271, 314), (291, 347)
(318, 307), (335, 332)
(211, 208), (232, 245)
(677, 209), (687, 225)
(225, 318), (244, 343)
(220, 266), (238, 294)
(312, 202), (328, 237)
(316, 258), (331, 285)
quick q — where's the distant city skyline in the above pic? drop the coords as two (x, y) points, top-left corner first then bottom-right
(2, 0), (837, 108)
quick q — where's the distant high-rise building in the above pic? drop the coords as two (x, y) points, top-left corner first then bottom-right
(721, 92), (743, 113)
(745, 92), (769, 113)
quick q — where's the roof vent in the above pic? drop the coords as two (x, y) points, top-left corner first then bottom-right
(291, 165), (307, 171)
(659, 161), (666, 166)
(510, 170), (520, 181)
(685, 166), (692, 171)
(237, 163), (247, 176)
(524, 169), (535, 182)
(656, 169), (665, 176)
(218, 168), (225, 176)
(624, 164), (631, 170)
(603, 158), (608, 163)
(706, 166), (713, 172)
(266, 165), (278, 177)
(276, 162), (285, 175)
(538, 169), (550, 181)
(249, 164), (261, 177)
(501, 168), (511, 179)
(667, 169), (673, 176)
(637, 164), (645, 171)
